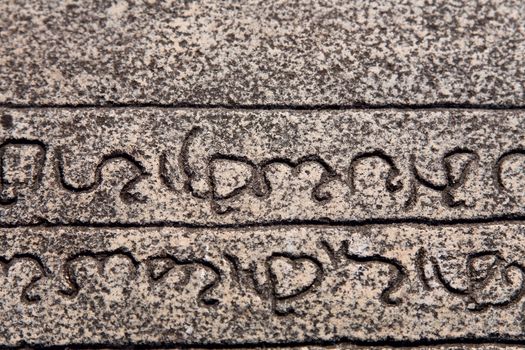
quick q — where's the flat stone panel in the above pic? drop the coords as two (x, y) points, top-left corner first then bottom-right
(278, 348), (525, 350)
(2, 1), (525, 347)
(2, 223), (525, 346)
(1, 0), (524, 106)
(0, 108), (524, 226)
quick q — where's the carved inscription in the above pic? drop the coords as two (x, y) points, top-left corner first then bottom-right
(417, 248), (525, 311)
(0, 139), (46, 205)
(146, 254), (221, 306)
(0, 253), (49, 303)
(0, 137), (497, 211)
(0, 224), (525, 345)
(0, 109), (523, 224)
(3, 234), (525, 315)
(408, 149), (479, 208)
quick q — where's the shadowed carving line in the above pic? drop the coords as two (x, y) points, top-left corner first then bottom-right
(5, 336), (525, 349)
(419, 248), (525, 311)
(408, 149), (479, 208)
(267, 252), (325, 315)
(56, 149), (149, 203)
(2, 215), (525, 229)
(495, 149), (525, 191)
(345, 251), (407, 305)
(0, 139), (47, 205)
(2, 101), (525, 110)
(59, 248), (139, 297)
(146, 253), (222, 306)
(179, 126), (341, 213)
(0, 253), (50, 303)
(348, 150), (402, 193)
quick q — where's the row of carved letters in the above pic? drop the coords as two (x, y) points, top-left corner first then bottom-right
(1, 241), (523, 315)
(0, 132), (523, 208)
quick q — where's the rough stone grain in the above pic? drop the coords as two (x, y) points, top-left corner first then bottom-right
(0, 107), (524, 347)
(1, 108), (524, 225)
(1, 0), (524, 106)
(2, 0), (525, 348)
(2, 223), (525, 346)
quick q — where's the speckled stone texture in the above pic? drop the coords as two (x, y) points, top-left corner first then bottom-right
(1, 0), (524, 106)
(3, 224), (525, 347)
(2, 0), (525, 348)
(1, 108), (525, 225)
(0, 108), (525, 347)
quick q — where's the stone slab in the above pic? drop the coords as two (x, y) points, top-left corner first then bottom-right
(2, 223), (525, 347)
(271, 347), (525, 350)
(1, 0), (524, 106)
(0, 108), (524, 226)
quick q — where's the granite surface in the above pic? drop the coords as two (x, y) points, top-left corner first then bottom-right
(2, 0), (525, 349)
(1, 0), (524, 106)
(0, 108), (524, 226)
(0, 107), (524, 348)
(2, 223), (525, 347)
